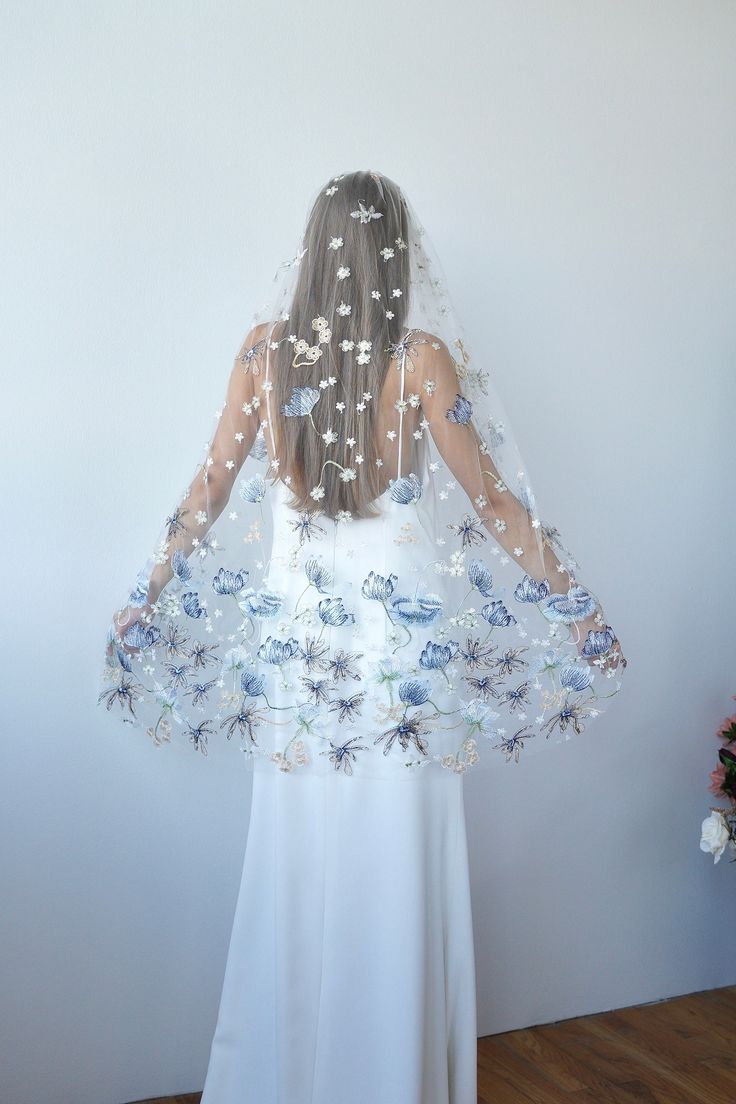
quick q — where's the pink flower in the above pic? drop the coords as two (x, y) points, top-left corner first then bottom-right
(709, 762), (727, 796)
(716, 714), (736, 741)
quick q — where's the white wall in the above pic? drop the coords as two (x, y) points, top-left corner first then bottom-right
(2, 2), (735, 1101)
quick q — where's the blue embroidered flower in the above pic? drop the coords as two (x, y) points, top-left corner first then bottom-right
(514, 575), (551, 603)
(182, 592), (207, 619)
(461, 700), (499, 740)
(257, 636), (300, 665)
(419, 640), (460, 671)
(467, 559), (494, 597)
(559, 664), (594, 692)
(580, 626), (615, 657)
(318, 597), (356, 626)
(212, 568), (249, 596)
(362, 571), (398, 600)
(445, 394), (473, 424)
(127, 570), (151, 607)
(240, 671), (266, 697)
(480, 600), (517, 628)
(239, 474), (267, 503)
(172, 550), (192, 583)
(390, 594), (443, 625)
(399, 679), (432, 706)
(540, 585), (598, 624)
(122, 621), (161, 650)
(238, 588), (283, 619)
(281, 386), (321, 417)
(305, 557), (333, 593)
(390, 473), (422, 504)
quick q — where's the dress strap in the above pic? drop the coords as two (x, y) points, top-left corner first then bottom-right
(396, 345), (407, 481)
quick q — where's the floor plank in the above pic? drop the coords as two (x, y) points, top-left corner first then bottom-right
(126, 984), (736, 1104)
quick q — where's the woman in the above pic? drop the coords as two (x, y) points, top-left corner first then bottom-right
(99, 170), (626, 1103)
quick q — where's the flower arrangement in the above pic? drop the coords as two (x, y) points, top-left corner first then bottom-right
(700, 696), (736, 863)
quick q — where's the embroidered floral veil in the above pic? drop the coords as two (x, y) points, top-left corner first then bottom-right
(98, 170), (626, 777)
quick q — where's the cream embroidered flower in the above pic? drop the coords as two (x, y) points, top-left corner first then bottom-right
(380, 247), (395, 261)
(336, 302), (352, 317)
(340, 339), (355, 351)
(328, 237), (343, 250)
(337, 266), (350, 280)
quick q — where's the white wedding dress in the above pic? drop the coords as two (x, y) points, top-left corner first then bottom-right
(199, 764), (477, 1104)
(200, 470), (478, 1103)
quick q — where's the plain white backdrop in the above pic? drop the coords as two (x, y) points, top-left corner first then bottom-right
(3, 2), (735, 1102)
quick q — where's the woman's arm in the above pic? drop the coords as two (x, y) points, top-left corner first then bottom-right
(112, 327), (267, 646)
(416, 334), (626, 668)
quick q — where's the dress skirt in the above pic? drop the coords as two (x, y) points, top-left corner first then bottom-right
(200, 763), (477, 1104)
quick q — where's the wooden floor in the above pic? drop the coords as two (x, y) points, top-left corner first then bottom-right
(131, 984), (736, 1104)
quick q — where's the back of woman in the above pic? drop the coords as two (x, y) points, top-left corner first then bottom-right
(100, 169), (625, 776)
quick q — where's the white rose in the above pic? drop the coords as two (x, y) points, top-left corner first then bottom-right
(700, 811), (731, 863)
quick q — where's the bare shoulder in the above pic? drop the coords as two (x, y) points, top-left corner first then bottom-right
(408, 329), (455, 382)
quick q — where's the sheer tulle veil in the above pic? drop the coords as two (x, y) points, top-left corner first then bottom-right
(98, 169), (626, 775)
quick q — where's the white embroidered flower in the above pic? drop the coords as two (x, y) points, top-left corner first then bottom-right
(335, 510), (353, 524)
(325, 185), (338, 196)
(431, 341), (441, 350)
(385, 310), (394, 319)
(312, 316), (328, 332)
(346, 437), (356, 448)
(294, 339), (309, 354)
(356, 401), (366, 412)
(380, 247), (395, 261)
(336, 302), (352, 317)
(328, 237), (343, 250)
(310, 485), (326, 500)
(195, 510), (208, 524)
(356, 352), (370, 365)
(395, 399), (408, 414)
(234, 432), (244, 442)
(322, 429), (338, 445)
(423, 378), (437, 395)
(362, 391), (372, 400)
(337, 266), (350, 280)
(357, 340), (372, 352)
(355, 453), (364, 464)
(350, 201), (383, 223)
(395, 236), (407, 250)
(371, 290), (381, 300)
(339, 467), (357, 481)
(335, 401), (346, 412)
(375, 458), (383, 467)
(386, 430), (397, 441)
(494, 518), (507, 533)
(391, 288), (402, 298)
(288, 333), (298, 343)
(340, 339), (355, 351)
(269, 340), (279, 350)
